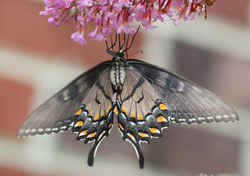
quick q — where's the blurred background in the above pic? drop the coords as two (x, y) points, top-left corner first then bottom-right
(0, 0), (249, 175)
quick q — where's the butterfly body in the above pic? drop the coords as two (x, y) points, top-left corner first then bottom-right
(18, 50), (239, 169)
(110, 55), (127, 92)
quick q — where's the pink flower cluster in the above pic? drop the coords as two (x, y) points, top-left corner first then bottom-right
(40, 0), (215, 44)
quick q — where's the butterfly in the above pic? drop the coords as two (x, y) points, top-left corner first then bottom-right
(17, 32), (239, 169)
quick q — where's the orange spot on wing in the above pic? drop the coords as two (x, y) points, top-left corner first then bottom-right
(81, 130), (87, 136)
(107, 105), (112, 112)
(101, 111), (105, 117)
(108, 123), (113, 128)
(87, 132), (96, 138)
(149, 128), (160, 134)
(157, 115), (167, 123)
(75, 121), (83, 127)
(130, 112), (136, 118)
(137, 114), (144, 120)
(138, 132), (149, 138)
(118, 123), (124, 131)
(122, 107), (128, 115)
(159, 104), (167, 111)
(93, 113), (99, 121)
(75, 109), (82, 115)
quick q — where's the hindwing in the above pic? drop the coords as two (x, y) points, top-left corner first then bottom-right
(117, 65), (169, 168)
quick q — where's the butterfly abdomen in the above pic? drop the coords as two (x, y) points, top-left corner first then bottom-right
(110, 59), (126, 91)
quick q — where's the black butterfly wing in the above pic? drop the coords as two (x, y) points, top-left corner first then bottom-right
(128, 59), (239, 124)
(18, 61), (112, 138)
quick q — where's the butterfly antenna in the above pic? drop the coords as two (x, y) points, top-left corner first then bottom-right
(113, 33), (118, 49)
(125, 34), (130, 50)
(124, 34), (130, 59)
(111, 33), (118, 50)
(118, 34), (122, 51)
(110, 34), (114, 50)
(105, 33), (118, 53)
(124, 25), (140, 52)
(105, 40), (109, 50)
(120, 33), (126, 50)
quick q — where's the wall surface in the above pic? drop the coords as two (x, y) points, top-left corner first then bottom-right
(0, 0), (249, 176)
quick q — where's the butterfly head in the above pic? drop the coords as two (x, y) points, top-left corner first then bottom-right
(105, 26), (140, 60)
(107, 49), (125, 59)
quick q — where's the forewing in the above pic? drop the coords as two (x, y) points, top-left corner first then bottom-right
(18, 61), (112, 137)
(128, 59), (239, 124)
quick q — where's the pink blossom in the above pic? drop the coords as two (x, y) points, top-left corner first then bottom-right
(41, 0), (216, 44)
(89, 27), (105, 40)
(71, 31), (86, 45)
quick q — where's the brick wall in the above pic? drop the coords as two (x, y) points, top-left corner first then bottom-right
(0, 0), (249, 176)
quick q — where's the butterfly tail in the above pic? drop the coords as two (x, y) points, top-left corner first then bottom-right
(135, 142), (144, 169)
(87, 134), (106, 167)
(124, 136), (144, 169)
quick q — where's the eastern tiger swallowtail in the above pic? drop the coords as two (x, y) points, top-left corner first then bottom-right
(18, 32), (239, 169)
